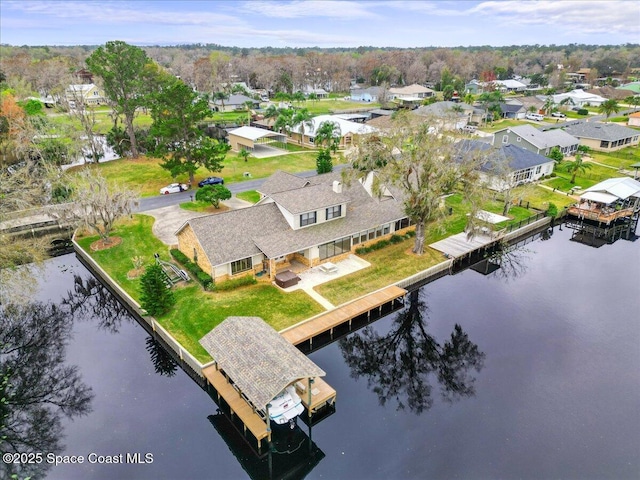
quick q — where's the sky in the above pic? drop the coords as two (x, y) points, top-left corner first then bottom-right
(1, 0), (639, 48)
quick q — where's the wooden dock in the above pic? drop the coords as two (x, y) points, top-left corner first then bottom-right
(295, 377), (336, 414)
(202, 365), (270, 442)
(429, 231), (500, 258)
(281, 285), (406, 347)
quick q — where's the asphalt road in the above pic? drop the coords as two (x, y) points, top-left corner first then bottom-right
(136, 163), (347, 212)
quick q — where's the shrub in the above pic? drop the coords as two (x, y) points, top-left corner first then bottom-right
(170, 248), (189, 264)
(389, 234), (404, 244)
(170, 248), (214, 290)
(546, 202), (558, 218)
(577, 109), (588, 116)
(215, 275), (257, 291)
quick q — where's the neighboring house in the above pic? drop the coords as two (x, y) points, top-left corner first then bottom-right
(616, 82), (640, 95)
(587, 86), (635, 101)
(519, 96), (545, 115)
(212, 94), (260, 112)
(227, 126), (287, 152)
(465, 79), (482, 94)
(65, 83), (106, 106)
(460, 140), (555, 191)
(175, 170), (411, 282)
(628, 112), (640, 127)
(302, 86), (329, 98)
(388, 84), (435, 107)
(492, 125), (579, 156)
(350, 86), (383, 103)
(499, 101), (526, 119)
(288, 114), (377, 149)
(413, 101), (474, 129)
(563, 122), (640, 152)
(551, 89), (607, 107)
(494, 79), (528, 93)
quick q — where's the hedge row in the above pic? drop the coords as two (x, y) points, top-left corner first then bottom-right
(355, 230), (415, 254)
(170, 248), (214, 290)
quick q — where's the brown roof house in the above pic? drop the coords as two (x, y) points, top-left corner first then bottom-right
(175, 170), (411, 282)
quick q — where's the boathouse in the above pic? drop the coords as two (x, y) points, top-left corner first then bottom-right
(566, 177), (640, 245)
(200, 317), (336, 452)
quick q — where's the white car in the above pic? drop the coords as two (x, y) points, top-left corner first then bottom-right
(525, 113), (544, 121)
(551, 112), (566, 118)
(159, 183), (189, 195)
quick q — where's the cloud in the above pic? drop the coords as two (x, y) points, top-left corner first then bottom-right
(470, 1), (639, 36)
(240, 0), (378, 19)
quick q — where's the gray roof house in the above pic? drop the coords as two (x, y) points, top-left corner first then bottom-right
(562, 122), (640, 152)
(175, 170), (410, 282)
(459, 140), (556, 191)
(212, 94), (260, 112)
(492, 124), (579, 157)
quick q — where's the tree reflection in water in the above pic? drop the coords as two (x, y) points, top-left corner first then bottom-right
(62, 274), (131, 333)
(145, 337), (178, 377)
(340, 289), (485, 414)
(0, 302), (94, 480)
(486, 240), (533, 283)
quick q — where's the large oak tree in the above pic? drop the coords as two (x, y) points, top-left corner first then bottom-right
(86, 41), (153, 158)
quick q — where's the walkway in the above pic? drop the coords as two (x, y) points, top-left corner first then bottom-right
(279, 255), (371, 309)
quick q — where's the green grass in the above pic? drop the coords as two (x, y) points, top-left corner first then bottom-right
(74, 150), (344, 198)
(478, 119), (524, 133)
(588, 148), (640, 170)
(179, 200), (222, 213)
(75, 214), (324, 362)
(543, 161), (622, 192)
(236, 190), (260, 203)
(315, 234), (444, 306)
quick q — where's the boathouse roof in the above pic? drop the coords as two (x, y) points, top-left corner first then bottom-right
(199, 316), (325, 410)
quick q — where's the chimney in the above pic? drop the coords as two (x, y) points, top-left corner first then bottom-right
(333, 180), (342, 194)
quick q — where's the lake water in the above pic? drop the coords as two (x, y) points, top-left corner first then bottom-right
(2, 226), (639, 480)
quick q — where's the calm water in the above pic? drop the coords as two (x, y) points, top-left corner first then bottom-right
(2, 226), (639, 480)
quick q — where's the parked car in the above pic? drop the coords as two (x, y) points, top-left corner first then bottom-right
(159, 183), (189, 195)
(198, 176), (224, 187)
(551, 112), (566, 118)
(525, 113), (544, 121)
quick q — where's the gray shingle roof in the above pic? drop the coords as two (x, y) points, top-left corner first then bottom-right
(182, 170), (407, 266)
(563, 122), (639, 142)
(199, 317), (325, 410)
(459, 140), (553, 172)
(258, 170), (310, 195)
(268, 183), (347, 214)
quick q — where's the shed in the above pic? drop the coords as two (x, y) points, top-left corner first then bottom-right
(227, 126), (286, 152)
(199, 317), (325, 411)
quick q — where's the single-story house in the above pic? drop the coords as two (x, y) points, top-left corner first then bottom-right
(288, 114), (377, 149)
(388, 83), (435, 101)
(551, 89), (607, 107)
(175, 170), (411, 282)
(65, 83), (106, 106)
(494, 79), (528, 93)
(302, 86), (329, 98)
(492, 124), (579, 157)
(459, 140), (555, 191)
(628, 112), (640, 127)
(413, 101), (474, 130)
(350, 86), (383, 103)
(562, 122), (640, 152)
(499, 101), (527, 119)
(212, 94), (260, 112)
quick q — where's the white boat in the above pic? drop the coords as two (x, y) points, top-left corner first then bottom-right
(268, 385), (304, 426)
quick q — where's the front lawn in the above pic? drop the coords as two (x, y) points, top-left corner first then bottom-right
(543, 161), (620, 192)
(75, 150), (344, 197)
(75, 214), (324, 362)
(589, 148), (640, 170)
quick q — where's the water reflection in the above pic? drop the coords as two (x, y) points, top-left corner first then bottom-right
(484, 240), (533, 282)
(62, 274), (131, 333)
(340, 289), (485, 413)
(0, 302), (94, 480)
(145, 337), (179, 377)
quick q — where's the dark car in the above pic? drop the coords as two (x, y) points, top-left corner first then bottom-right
(198, 176), (224, 187)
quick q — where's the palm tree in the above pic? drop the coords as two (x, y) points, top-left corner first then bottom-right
(543, 96), (555, 115)
(242, 100), (254, 125)
(314, 120), (341, 152)
(292, 91), (306, 106)
(273, 108), (294, 148)
(599, 99), (620, 120)
(213, 91), (228, 111)
(565, 154), (592, 184)
(239, 148), (250, 162)
(308, 92), (319, 103)
(292, 108), (314, 145)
